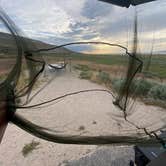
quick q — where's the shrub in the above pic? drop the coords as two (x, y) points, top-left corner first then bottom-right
(79, 71), (92, 80)
(134, 79), (156, 96)
(112, 78), (157, 97)
(78, 125), (85, 130)
(148, 84), (166, 101)
(74, 64), (90, 71)
(0, 73), (7, 83)
(112, 77), (166, 107)
(22, 140), (40, 157)
(112, 78), (124, 92)
(97, 71), (110, 84)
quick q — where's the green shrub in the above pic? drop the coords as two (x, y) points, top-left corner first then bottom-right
(112, 78), (124, 92)
(148, 84), (166, 100)
(0, 73), (7, 82)
(97, 71), (110, 84)
(74, 64), (90, 71)
(22, 140), (40, 157)
(79, 71), (92, 80)
(134, 79), (156, 96)
(112, 78), (157, 97)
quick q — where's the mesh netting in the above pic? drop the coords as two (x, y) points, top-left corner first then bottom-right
(0, 2), (166, 146)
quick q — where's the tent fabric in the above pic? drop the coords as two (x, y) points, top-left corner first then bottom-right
(99, 0), (156, 7)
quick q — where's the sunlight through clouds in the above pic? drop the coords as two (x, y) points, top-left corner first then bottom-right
(0, 0), (166, 53)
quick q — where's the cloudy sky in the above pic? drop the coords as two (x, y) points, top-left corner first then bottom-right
(0, 0), (166, 53)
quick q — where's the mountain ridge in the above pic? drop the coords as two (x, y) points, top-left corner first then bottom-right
(0, 32), (71, 54)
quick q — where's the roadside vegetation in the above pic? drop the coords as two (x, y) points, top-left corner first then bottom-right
(61, 53), (166, 78)
(74, 64), (111, 85)
(111, 78), (166, 108)
(0, 73), (7, 83)
(74, 63), (166, 108)
(79, 70), (93, 79)
(96, 71), (110, 84)
(44, 52), (166, 108)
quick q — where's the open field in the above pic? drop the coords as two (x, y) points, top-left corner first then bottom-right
(39, 52), (166, 109)
(44, 53), (166, 79)
(1, 52), (166, 108)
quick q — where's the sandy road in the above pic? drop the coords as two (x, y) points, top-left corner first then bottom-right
(0, 68), (165, 166)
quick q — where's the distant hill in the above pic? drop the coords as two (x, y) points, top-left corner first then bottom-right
(0, 32), (71, 54)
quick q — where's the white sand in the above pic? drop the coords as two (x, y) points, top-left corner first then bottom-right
(0, 69), (165, 166)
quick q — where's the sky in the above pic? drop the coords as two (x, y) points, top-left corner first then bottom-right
(0, 0), (166, 54)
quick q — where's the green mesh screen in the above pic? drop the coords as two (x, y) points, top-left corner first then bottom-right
(0, 1), (166, 146)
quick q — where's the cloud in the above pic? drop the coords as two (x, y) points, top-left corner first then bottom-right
(82, 0), (113, 19)
(66, 44), (94, 53)
(54, 0), (86, 21)
(0, 0), (74, 38)
(0, 0), (166, 53)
